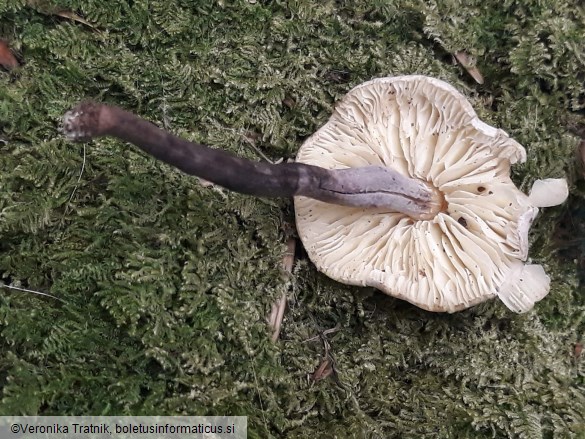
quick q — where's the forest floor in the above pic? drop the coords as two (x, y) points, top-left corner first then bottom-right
(0, 1), (584, 437)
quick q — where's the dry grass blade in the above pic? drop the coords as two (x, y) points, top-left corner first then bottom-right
(242, 131), (283, 164)
(578, 139), (585, 179)
(55, 10), (97, 29)
(27, 0), (98, 30)
(269, 294), (287, 342)
(268, 237), (296, 342)
(1, 283), (66, 303)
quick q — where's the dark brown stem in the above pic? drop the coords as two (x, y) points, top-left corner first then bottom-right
(62, 101), (443, 219)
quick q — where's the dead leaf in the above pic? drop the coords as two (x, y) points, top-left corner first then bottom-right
(454, 51), (484, 84)
(0, 41), (19, 70)
(311, 358), (333, 382)
(575, 342), (583, 359)
(283, 96), (296, 109)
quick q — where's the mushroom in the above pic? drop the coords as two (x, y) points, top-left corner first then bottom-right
(294, 75), (568, 313)
(62, 75), (567, 313)
(61, 102), (443, 219)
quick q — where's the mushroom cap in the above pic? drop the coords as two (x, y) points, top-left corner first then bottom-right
(294, 75), (564, 313)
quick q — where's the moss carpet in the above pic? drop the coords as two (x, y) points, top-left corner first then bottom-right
(0, 1), (584, 437)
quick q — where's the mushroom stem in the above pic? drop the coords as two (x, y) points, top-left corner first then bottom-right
(62, 101), (443, 220)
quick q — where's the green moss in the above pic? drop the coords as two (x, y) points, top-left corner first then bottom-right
(0, 0), (583, 437)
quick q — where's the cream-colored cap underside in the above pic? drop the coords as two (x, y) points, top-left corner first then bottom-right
(294, 76), (551, 313)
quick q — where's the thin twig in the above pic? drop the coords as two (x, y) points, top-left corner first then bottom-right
(250, 359), (268, 431)
(304, 323), (342, 384)
(303, 324), (342, 343)
(269, 237), (296, 342)
(269, 293), (287, 342)
(241, 132), (282, 164)
(0, 283), (66, 303)
(67, 144), (86, 207)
